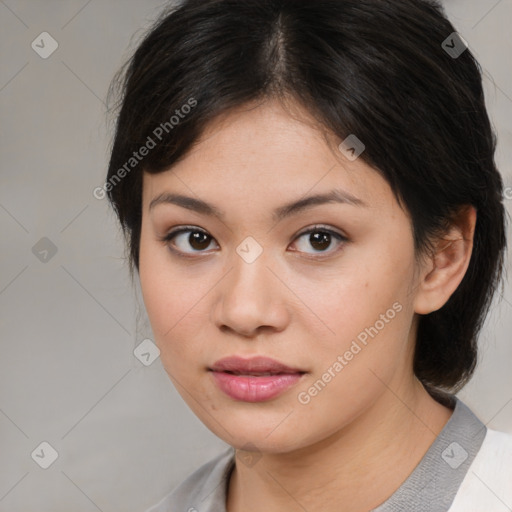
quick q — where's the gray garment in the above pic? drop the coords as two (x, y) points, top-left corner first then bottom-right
(146, 397), (487, 512)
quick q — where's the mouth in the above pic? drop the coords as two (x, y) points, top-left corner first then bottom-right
(209, 355), (305, 375)
(208, 356), (306, 402)
(219, 370), (305, 376)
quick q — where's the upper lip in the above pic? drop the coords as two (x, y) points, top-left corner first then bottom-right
(209, 356), (305, 375)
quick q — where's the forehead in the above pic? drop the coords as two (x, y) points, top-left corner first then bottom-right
(141, 99), (394, 214)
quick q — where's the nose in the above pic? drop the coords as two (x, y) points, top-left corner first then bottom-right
(211, 248), (290, 338)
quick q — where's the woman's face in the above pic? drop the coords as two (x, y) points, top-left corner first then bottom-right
(139, 99), (426, 453)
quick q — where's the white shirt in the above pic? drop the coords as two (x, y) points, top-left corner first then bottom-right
(449, 428), (512, 511)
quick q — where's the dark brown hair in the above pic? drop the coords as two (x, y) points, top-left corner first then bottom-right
(105, 0), (507, 393)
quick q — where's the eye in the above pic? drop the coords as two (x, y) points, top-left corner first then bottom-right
(290, 225), (348, 257)
(159, 225), (217, 257)
(159, 224), (348, 259)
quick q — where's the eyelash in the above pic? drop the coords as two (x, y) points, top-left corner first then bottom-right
(158, 224), (348, 260)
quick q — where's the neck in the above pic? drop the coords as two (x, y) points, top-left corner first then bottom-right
(227, 379), (453, 512)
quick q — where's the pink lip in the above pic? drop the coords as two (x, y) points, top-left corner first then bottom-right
(210, 355), (304, 374)
(209, 356), (305, 402)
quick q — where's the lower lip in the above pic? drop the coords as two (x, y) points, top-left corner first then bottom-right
(210, 371), (304, 402)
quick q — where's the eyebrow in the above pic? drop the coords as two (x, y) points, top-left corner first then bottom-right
(149, 188), (367, 223)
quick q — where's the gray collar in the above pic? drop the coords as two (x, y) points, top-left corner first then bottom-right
(372, 396), (487, 511)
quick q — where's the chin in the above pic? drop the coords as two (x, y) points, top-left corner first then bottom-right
(207, 418), (304, 454)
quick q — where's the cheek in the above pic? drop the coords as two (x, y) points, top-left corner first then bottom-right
(139, 234), (188, 347)
(307, 258), (411, 336)
(298, 236), (415, 374)
(292, 275), (412, 430)
(139, 239), (216, 374)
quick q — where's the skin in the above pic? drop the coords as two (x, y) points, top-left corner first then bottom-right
(138, 98), (476, 512)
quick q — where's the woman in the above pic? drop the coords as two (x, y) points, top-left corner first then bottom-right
(105, 0), (512, 510)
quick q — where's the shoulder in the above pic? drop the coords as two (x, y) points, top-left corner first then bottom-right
(144, 446), (235, 512)
(449, 428), (512, 512)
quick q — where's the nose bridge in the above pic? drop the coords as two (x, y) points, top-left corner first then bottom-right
(213, 236), (286, 334)
(229, 235), (274, 299)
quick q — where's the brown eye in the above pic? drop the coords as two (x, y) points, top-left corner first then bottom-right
(187, 231), (212, 250)
(161, 226), (217, 255)
(309, 232), (331, 251)
(290, 226), (348, 257)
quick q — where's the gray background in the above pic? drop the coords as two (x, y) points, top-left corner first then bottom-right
(0, 1), (511, 511)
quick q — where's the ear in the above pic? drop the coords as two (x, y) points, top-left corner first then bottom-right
(414, 205), (477, 315)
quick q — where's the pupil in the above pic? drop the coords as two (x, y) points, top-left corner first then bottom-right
(190, 231), (210, 250)
(310, 232), (330, 251)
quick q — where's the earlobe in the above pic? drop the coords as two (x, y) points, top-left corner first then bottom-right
(414, 205), (477, 315)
